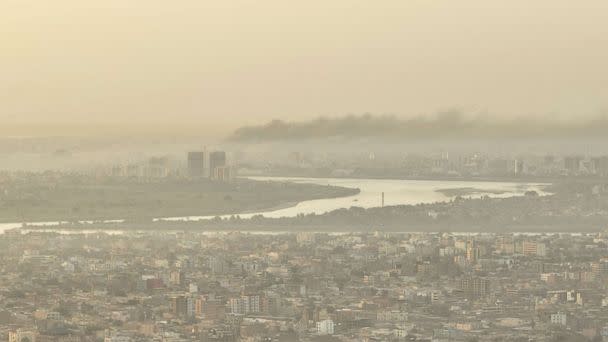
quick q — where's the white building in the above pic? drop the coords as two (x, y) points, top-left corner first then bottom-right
(316, 319), (335, 335)
(551, 312), (567, 326)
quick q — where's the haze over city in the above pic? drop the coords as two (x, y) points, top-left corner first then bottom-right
(4, 1), (608, 342)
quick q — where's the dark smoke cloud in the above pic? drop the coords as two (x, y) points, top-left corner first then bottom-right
(228, 111), (608, 142)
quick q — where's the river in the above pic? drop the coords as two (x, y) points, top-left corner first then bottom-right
(0, 176), (549, 234)
(158, 176), (548, 221)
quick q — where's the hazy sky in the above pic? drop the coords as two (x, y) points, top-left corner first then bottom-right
(2, 0), (608, 127)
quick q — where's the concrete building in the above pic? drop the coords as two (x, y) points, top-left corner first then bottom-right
(458, 277), (490, 298)
(317, 319), (335, 335)
(229, 295), (261, 315)
(209, 151), (227, 180)
(9, 330), (36, 342)
(551, 312), (567, 326)
(187, 151), (205, 178)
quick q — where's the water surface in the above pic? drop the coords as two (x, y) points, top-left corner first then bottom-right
(160, 176), (549, 221)
(0, 177), (548, 233)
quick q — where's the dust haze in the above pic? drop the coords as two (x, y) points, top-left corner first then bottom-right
(3, 2), (608, 341)
(3, 0), (608, 129)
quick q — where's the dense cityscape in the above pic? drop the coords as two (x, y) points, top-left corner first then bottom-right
(2, 145), (608, 342)
(2, 230), (608, 342)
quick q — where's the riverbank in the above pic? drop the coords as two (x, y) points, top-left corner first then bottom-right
(241, 172), (571, 185)
(1, 175), (551, 231)
(13, 179), (607, 235)
(17, 220), (604, 234)
(435, 187), (508, 197)
(0, 176), (359, 224)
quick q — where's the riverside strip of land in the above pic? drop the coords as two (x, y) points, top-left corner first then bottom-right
(27, 179), (608, 233)
(0, 173), (359, 223)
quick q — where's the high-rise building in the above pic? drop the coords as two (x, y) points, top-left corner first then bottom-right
(523, 241), (547, 257)
(466, 246), (481, 263)
(229, 295), (261, 315)
(187, 152), (205, 178)
(514, 159), (524, 175)
(209, 151), (227, 179)
(213, 166), (233, 182)
(195, 296), (226, 320)
(591, 156), (608, 176)
(171, 295), (189, 318)
(148, 156), (169, 178)
(564, 156), (582, 174)
(187, 297), (195, 317)
(458, 277), (490, 298)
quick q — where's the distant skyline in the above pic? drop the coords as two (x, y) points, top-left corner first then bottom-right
(3, 0), (608, 128)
